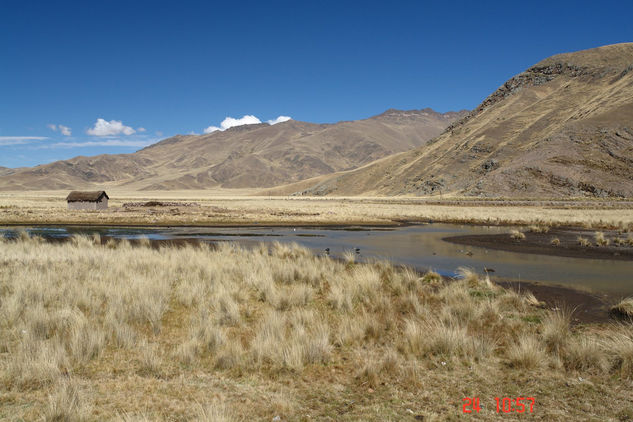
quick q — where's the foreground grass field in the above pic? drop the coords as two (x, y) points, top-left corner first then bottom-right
(1, 190), (633, 228)
(1, 236), (633, 420)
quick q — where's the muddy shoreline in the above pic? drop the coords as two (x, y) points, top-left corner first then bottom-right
(496, 280), (612, 324)
(444, 227), (633, 261)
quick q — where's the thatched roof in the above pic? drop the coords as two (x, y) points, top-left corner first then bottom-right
(66, 191), (109, 202)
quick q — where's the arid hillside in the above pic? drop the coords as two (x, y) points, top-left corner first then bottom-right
(291, 43), (633, 198)
(0, 109), (466, 190)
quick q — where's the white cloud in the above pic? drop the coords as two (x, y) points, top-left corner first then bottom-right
(203, 126), (221, 134)
(204, 115), (262, 134)
(203, 114), (292, 134)
(137, 127), (146, 132)
(47, 124), (72, 136)
(59, 125), (72, 136)
(0, 136), (48, 146)
(267, 116), (292, 125)
(86, 118), (136, 136)
(220, 115), (261, 129)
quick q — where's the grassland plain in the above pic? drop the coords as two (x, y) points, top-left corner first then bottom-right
(1, 235), (633, 420)
(1, 190), (633, 228)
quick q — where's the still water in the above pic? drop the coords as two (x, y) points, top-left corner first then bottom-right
(2, 224), (631, 295)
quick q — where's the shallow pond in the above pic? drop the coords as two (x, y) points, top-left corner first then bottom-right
(2, 224), (631, 296)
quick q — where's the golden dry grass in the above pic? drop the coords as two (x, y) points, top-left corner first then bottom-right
(1, 236), (633, 420)
(1, 190), (633, 228)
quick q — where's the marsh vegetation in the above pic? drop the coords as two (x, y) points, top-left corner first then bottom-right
(1, 235), (633, 420)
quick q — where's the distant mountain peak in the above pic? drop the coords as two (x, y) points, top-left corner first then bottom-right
(292, 43), (633, 198)
(0, 107), (465, 190)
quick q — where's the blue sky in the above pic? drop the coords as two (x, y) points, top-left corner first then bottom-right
(1, 0), (631, 168)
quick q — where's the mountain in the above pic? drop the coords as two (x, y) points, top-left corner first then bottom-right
(288, 43), (633, 198)
(0, 109), (467, 190)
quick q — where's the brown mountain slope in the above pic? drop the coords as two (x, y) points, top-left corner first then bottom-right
(0, 108), (466, 190)
(294, 43), (633, 198)
(0, 167), (14, 177)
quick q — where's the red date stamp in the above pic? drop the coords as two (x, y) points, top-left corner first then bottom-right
(463, 397), (535, 414)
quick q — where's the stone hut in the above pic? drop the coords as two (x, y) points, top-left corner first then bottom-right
(66, 191), (109, 211)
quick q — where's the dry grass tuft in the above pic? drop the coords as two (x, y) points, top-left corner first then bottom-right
(194, 401), (235, 422)
(603, 325), (633, 379)
(577, 236), (591, 247)
(541, 309), (571, 355)
(523, 291), (545, 308)
(614, 237), (626, 246)
(403, 318), (492, 362)
(595, 231), (610, 247)
(455, 267), (479, 286)
(342, 250), (356, 264)
(43, 379), (92, 422)
(137, 236), (151, 248)
(137, 340), (163, 377)
(507, 336), (546, 369)
(550, 237), (560, 246)
(528, 224), (550, 233)
(563, 337), (608, 374)
(509, 229), (526, 240)
(421, 270), (442, 284)
(610, 298), (633, 321)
